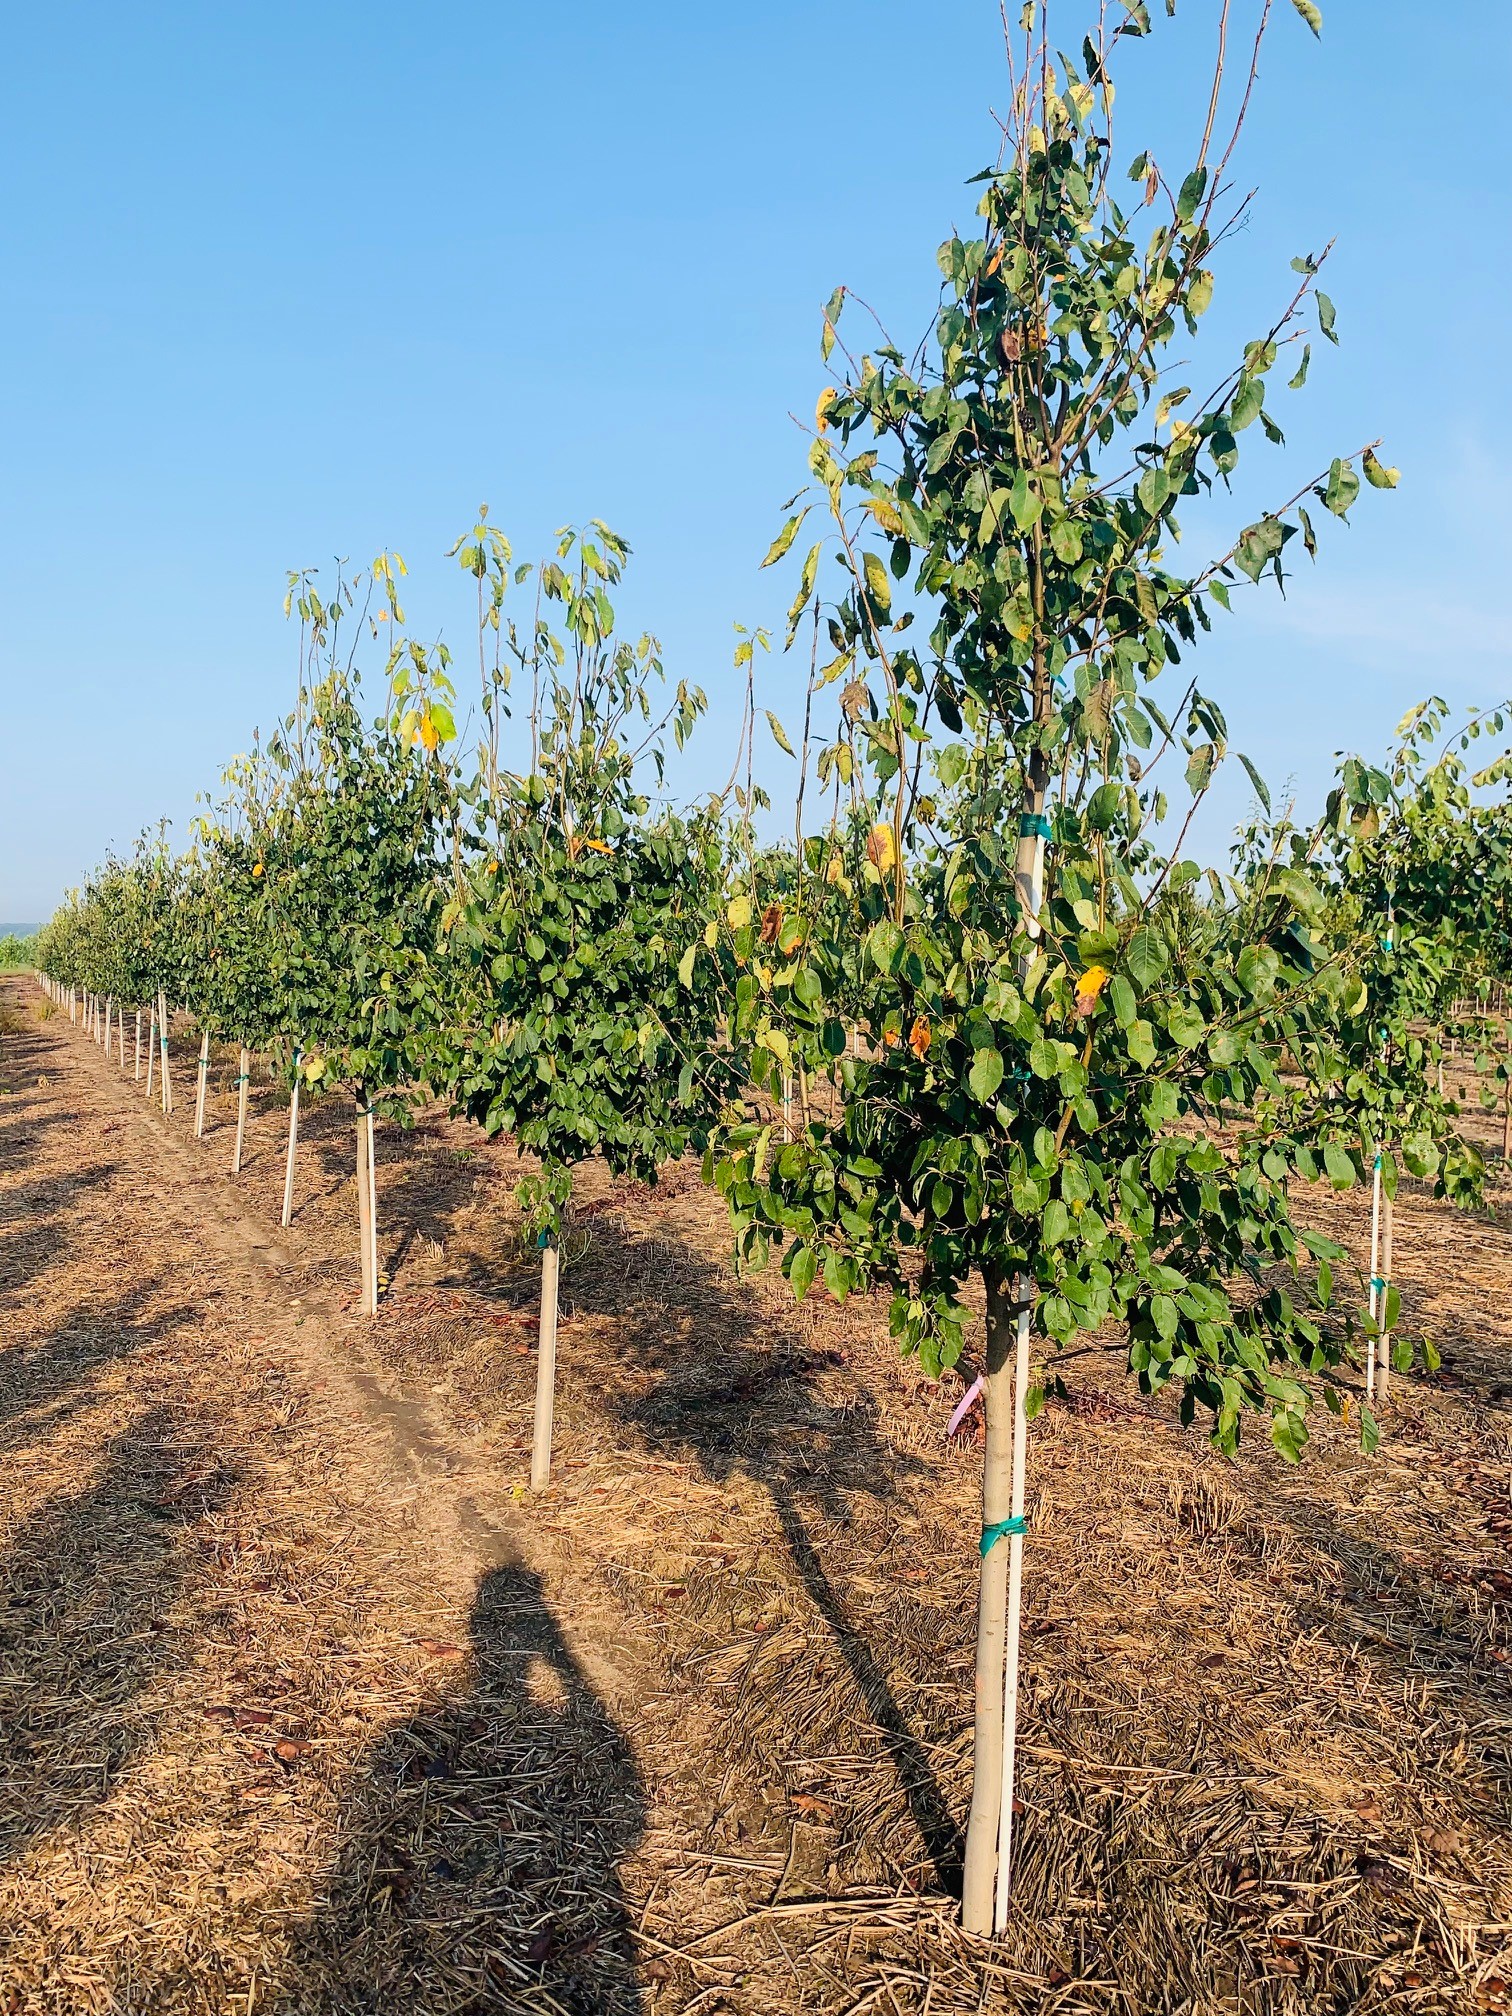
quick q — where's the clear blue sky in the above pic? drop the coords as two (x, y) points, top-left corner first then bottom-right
(2, 0), (1507, 923)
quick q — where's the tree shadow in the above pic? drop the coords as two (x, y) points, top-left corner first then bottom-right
(273, 1561), (645, 2016)
(587, 1211), (967, 1897)
(0, 1278), (199, 1443)
(0, 1407), (238, 1869)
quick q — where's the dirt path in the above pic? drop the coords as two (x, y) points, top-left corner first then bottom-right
(0, 986), (647, 2014)
(7, 978), (1512, 2015)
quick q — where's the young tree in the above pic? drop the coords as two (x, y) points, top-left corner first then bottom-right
(706, 0), (1399, 1931)
(419, 523), (735, 1489)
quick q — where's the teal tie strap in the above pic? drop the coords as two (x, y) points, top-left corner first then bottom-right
(1370, 1276), (1385, 1293)
(1019, 814), (1052, 841)
(537, 1230), (554, 1250)
(980, 1515), (1028, 1555)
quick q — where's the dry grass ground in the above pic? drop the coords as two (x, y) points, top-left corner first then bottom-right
(4, 980), (1512, 2013)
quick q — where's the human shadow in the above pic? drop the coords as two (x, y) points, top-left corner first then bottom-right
(273, 1562), (645, 2016)
(595, 1211), (966, 1897)
(0, 1407), (237, 1869)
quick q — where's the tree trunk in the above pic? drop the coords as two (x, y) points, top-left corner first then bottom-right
(961, 1270), (1018, 1934)
(281, 1068), (301, 1228)
(194, 1029), (210, 1139)
(531, 1236), (561, 1492)
(232, 1047), (250, 1174)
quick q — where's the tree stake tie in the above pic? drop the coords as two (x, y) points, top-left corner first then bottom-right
(948, 1374), (985, 1437)
(980, 1516), (1029, 1556)
(1018, 813), (1052, 841)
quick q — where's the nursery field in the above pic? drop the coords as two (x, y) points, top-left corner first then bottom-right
(6, 980), (1512, 2015)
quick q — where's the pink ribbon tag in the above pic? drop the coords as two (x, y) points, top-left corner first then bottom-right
(947, 1373), (985, 1437)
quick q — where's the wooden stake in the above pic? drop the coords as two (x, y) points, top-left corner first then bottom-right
(134, 1009), (143, 1081)
(355, 1097), (378, 1317)
(1366, 1149), (1382, 1403)
(145, 1004), (157, 1099)
(117, 1001), (125, 1066)
(281, 1062), (301, 1228)
(962, 1273), (1016, 1934)
(103, 996), (113, 1061)
(232, 1047), (250, 1174)
(158, 991), (174, 1114)
(1503, 1029), (1511, 1160)
(531, 1235), (560, 1492)
(194, 1029), (210, 1139)
(994, 1283), (1034, 1932)
(1378, 1180), (1395, 1402)
(963, 811), (1046, 1934)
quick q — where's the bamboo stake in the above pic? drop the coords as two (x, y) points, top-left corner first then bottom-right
(134, 1009), (142, 1081)
(117, 1002), (125, 1065)
(103, 997), (112, 1061)
(531, 1234), (561, 1492)
(232, 1046), (250, 1174)
(281, 1057), (301, 1228)
(193, 1029), (210, 1138)
(145, 1004), (157, 1099)
(1366, 1148), (1382, 1403)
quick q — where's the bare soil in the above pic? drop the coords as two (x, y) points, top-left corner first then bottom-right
(4, 980), (1512, 2014)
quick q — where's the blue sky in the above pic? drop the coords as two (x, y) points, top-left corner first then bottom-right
(2, 0), (1507, 922)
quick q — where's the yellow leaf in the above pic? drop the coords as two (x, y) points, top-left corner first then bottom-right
(727, 895), (753, 930)
(703, 920), (718, 949)
(815, 386), (836, 434)
(866, 824), (897, 874)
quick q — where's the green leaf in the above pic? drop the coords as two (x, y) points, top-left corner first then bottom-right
(1362, 448), (1400, 490)
(764, 710), (796, 757)
(1108, 974), (1136, 1028)
(1176, 166), (1207, 222)
(1321, 457), (1359, 518)
(1359, 1406), (1380, 1457)
(1124, 925), (1168, 989)
(761, 512), (806, 569)
(677, 942), (697, 988)
(820, 285), (844, 362)
(968, 1046), (1005, 1102)
(862, 550), (893, 622)
(790, 1246), (817, 1300)
(1029, 1038), (1058, 1079)
(1290, 0), (1322, 34)
(1272, 1409), (1309, 1463)
(1316, 289), (1338, 342)
(1288, 343), (1311, 390)
(1322, 1141), (1355, 1189)
(1238, 752), (1271, 814)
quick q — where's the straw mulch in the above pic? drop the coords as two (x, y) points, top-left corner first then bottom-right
(4, 979), (1512, 2013)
